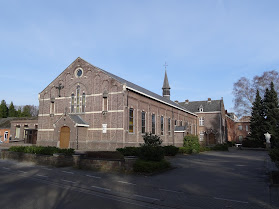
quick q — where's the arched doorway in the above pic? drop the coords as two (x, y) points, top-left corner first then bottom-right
(60, 126), (70, 148)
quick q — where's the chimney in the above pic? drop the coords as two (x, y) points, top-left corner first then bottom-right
(185, 99), (189, 104)
(207, 98), (211, 103)
(174, 100), (179, 104)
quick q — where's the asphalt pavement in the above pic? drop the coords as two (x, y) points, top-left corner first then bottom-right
(0, 148), (278, 209)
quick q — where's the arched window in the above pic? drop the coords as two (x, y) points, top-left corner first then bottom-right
(82, 93), (86, 112)
(71, 86), (86, 113)
(199, 105), (203, 112)
(71, 93), (75, 113)
(76, 86), (80, 113)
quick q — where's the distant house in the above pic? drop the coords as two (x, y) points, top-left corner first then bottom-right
(226, 113), (251, 143)
(0, 118), (13, 143)
(9, 117), (38, 144)
(179, 98), (227, 145)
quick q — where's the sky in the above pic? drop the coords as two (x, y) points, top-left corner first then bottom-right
(1, 0), (279, 112)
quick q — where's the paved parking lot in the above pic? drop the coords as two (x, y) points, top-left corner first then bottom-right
(0, 148), (278, 208)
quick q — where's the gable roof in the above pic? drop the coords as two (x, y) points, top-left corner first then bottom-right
(49, 57), (196, 116)
(179, 100), (222, 113)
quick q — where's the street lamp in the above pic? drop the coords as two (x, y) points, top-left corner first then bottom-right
(264, 132), (271, 149)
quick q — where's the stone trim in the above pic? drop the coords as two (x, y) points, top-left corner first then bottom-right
(38, 129), (54, 131)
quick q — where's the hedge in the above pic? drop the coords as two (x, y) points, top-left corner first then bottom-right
(133, 159), (170, 173)
(8, 146), (75, 156)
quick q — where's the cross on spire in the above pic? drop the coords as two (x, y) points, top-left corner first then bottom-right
(163, 62), (168, 71)
(55, 83), (64, 97)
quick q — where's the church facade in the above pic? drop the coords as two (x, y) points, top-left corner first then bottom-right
(37, 57), (198, 150)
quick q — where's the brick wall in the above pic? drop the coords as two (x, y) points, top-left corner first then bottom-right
(37, 58), (198, 151)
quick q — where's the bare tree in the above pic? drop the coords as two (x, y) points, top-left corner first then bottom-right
(233, 70), (279, 117)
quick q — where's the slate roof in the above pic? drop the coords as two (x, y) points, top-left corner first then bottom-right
(0, 117), (38, 128)
(178, 100), (222, 113)
(69, 115), (89, 127)
(83, 58), (196, 116)
(162, 70), (170, 89)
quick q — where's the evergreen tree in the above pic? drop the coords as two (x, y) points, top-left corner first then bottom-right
(249, 90), (265, 144)
(263, 82), (279, 147)
(0, 100), (9, 118)
(17, 107), (22, 117)
(21, 105), (32, 117)
(8, 102), (17, 117)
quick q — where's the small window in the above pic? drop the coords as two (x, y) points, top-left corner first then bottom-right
(161, 116), (164, 135)
(199, 132), (204, 141)
(180, 121), (183, 126)
(129, 108), (134, 133)
(4, 131), (8, 141)
(246, 125), (249, 132)
(199, 105), (203, 112)
(152, 114), (156, 134)
(199, 117), (204, 126)
(24, 125), (28, 139)
(15, 126), (20, 138)
(103, 91), (108, 112)
(175, 120), (177, 126)
(168, 118), (171, 135)
(50, 101), (55, 116)
(238, 125), (242, 130)
(141, 111), (146, 134)
(239, 135), (243, 141)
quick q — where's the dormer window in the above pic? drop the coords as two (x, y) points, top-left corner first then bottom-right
(199, 105), (203, 112)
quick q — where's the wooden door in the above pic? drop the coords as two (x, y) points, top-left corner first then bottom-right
(208, 133), (216, 145)
(60, 126), (70, 148)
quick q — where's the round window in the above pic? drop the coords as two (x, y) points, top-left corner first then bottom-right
(75, 68), (83, 77)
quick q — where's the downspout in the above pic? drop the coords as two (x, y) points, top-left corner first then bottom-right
(76, 126), (79, 150)
(172, 107), (174, 145)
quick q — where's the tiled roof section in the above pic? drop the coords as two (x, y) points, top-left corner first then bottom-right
(0, 117), (38, 128)
(69, 115), (89, 127)
(162, 70), (170, 89)
(83, 58), (197, 116)
(179, 100), (222, 112)
(238, 116), (251, 122)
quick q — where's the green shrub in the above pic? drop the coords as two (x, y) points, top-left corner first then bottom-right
(163, 145), (179, 156)
(142, 132), (162, 147)
(8, 146), (74, 156)
(210, 144), (229, 151)
(199, 146), (211, 152)
(269, 148), (279, 162)
(116, 147), (141, 156)
(183, 135), (200, 153)
(178, 147), (192, 154)
(242, 139), (264, 148)
(57, 148), (75, 156)
(8, 146), (26, 152)
(86, 151), (124, 159)
(139, 146), (165, 161)
(226, 141), (236, 147)
(133, 159), (170, 173)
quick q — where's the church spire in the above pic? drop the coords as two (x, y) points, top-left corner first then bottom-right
(162, 62), (171, 100)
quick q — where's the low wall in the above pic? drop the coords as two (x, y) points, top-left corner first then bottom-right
(1, 150), (137, 173)
(1, 150), (72, 167)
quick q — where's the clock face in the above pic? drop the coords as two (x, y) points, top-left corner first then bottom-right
(75, 68), (83, 77)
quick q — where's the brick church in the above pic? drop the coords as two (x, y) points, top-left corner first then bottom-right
(37, 57), (198, 150)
